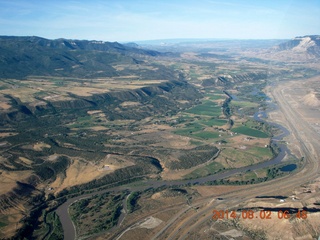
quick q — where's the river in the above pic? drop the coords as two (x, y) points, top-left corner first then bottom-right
(56, 101), (291, 240)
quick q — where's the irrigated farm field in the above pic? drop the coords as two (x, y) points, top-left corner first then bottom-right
(1, 36), (320, 240)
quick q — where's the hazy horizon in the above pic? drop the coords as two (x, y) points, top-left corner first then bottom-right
(0, 35), (294, 42)
(0, 0), (319, 42)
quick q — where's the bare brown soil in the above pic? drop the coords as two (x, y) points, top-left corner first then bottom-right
(194, 185), (247, 197)
(110, 76), (320, 240)
(0, 77), (169, 106)
(2, 47), (320, 239)
(18, 157), (33, 165)
(0, 132), (17, 138)
(0, 102), (11, 110)
(33, 142), (51, 151)
(302, 92), (320, 107)
(50, 154), (135, 194)
(0, 211), (24, 238)
(0, 170), (33, 195)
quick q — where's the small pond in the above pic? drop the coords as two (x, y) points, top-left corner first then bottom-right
(280, 164), (297, 172)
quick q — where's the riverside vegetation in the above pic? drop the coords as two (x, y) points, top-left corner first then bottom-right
(0, 36), (317, 239)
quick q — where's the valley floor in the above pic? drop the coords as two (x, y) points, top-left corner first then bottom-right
(108, 76), (320, 240)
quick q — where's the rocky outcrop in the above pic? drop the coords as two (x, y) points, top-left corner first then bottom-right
(276, 35), (320, 56)
(270, 35), (320, 61)
(302, 92), (320, 107)
(202, 72), (269, 87)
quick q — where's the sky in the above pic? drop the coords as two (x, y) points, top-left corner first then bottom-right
(0, 0), (319, 42)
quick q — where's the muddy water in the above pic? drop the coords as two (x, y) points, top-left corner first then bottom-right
(56, 104), (291, 240)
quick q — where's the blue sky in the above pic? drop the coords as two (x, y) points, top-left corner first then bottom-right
(0, 0), (319, 41)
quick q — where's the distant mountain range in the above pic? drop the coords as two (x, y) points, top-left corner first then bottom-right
(276, 35), (320, 53)
(134, 38), (289, 53)
(0, 35), (319, 80)
(0, 36), (160, 79)
(271, 35), (320, 61)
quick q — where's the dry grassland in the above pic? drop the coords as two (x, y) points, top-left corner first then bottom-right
(0, 77), (168, 105)
(120, 101), (141, 107)
(0, 102), (11, 110)
(17, 157), (33, 165)
(239, 211), (320, 239)
(228, 135), (269, 147)
(87, 110), (103, 115)
(0, 132), (17, 138)
(0, 211), (24, 238)
(33, 142), (51, 151)
(90, 126), (108, 131)
(112, 64), (158, 71)
(1, 87), (39, 103)
(0, 170), (34, 195)
(59, 86), (110, 96)
(194, 185), (246, 197)
(50, 154), (135, 194)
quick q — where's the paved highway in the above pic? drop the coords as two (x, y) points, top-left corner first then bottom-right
(151, 80), (320, 239)
(56, 79), (320, 240)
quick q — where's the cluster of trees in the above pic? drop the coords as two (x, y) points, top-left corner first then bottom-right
(44, 212), (64, 240)
(35, 156), (70, 181)
(69, 192), (125, 237)
(169, 147), (219, 170)
(206, 167), (286, 186)
(127, 192), (140, 213)
(222, 97), (232, 118)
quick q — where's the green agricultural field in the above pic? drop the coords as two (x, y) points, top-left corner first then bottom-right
(231, 126), (269, 138)
(190, 140), (203, 146)
(173, 128), (194, 136)
(222, 146), (272, 168)
(185, 122), (204, 130)
(222, 148), (257, 167)
(186, 101), (222, 117)
(206, 94), (225, 100)
(246, 146), (273, 159)
(242, 171), (258, 181)
(184, 161), (225, 179)
(230, 101), (259, 108)
(200, 118), (227, 127)
(224, 170), (258, 183)
(173, 122), (204, 136)
(189, 69), (200, 80)
(178, 114), (194, 121)
(192, 131), (220, 139)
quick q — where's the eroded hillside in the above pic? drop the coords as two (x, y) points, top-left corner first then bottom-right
(1, 36), (320, 239)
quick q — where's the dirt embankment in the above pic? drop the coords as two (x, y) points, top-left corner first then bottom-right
(302, 92), (320, 107)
